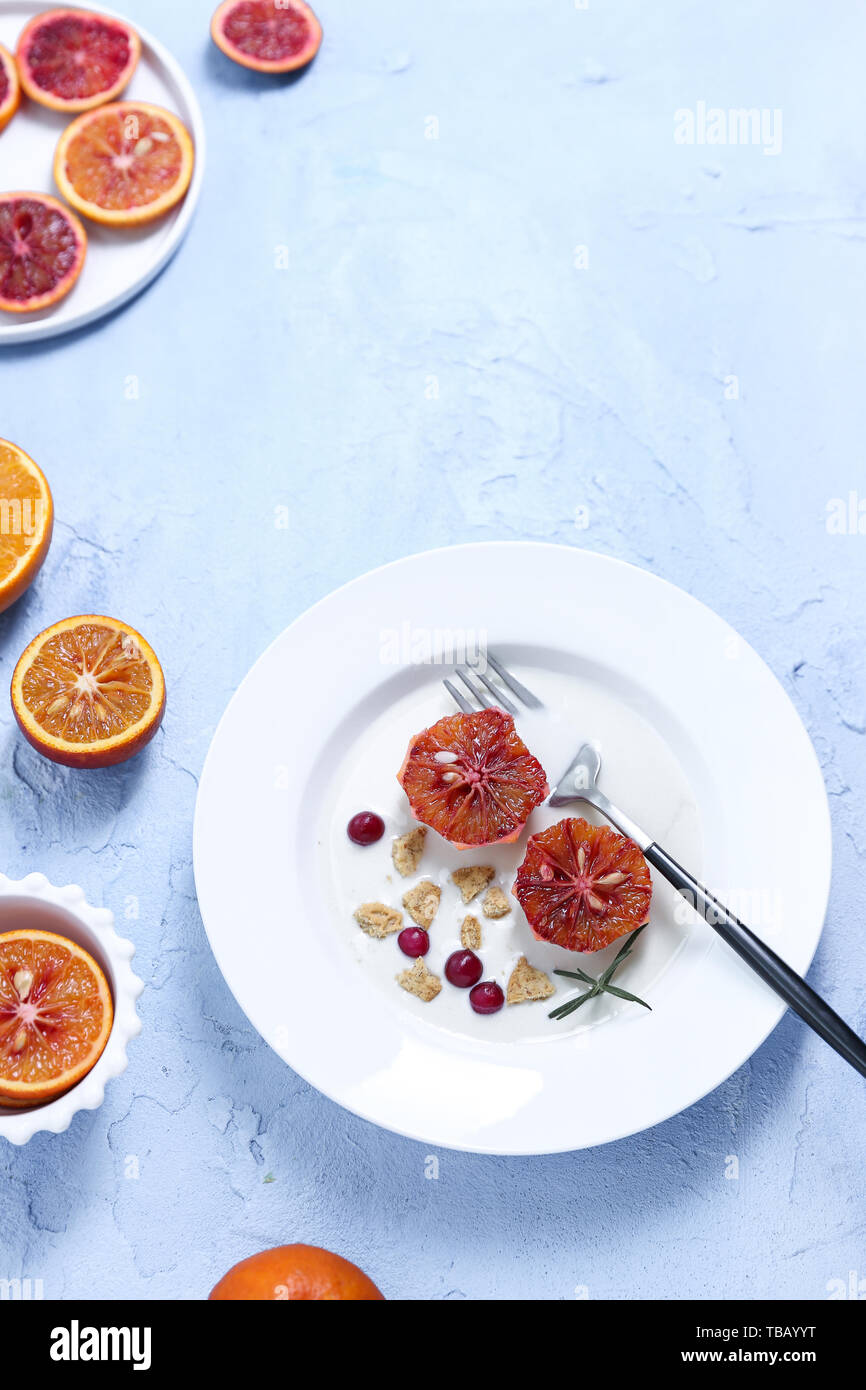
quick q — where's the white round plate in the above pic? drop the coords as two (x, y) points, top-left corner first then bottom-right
(193, 544), (831, 1154)
(0, 2), (205, 344)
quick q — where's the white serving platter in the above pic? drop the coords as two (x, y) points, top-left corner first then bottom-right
(0, 1), (205, 344)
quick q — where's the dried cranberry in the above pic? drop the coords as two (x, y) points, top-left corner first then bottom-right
(347, 812), (385, 846)
(469, 981), (505, 1015)
(398, 928), (430, 958)
(444, 949), (483, 989)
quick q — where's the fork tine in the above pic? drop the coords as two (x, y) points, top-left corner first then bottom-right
(456, 667), (492, 707)
(485, 652), (544, 709)
(472, 667), (518, 715)
(443, 678), (474, 712)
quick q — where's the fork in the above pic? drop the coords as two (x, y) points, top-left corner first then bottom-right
(549, 742), (866, 1080)
(443, 663), (866, 1081)
(442, 651), (544, 715)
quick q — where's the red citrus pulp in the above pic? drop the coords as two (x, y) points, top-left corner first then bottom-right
(16, 8), (140, 113)
(514, 817), (653, 953)
(0, 41), (20, 133)
(0, 193), (87, 314)
(397, 707), (548, 849)
(211, 0), (322, 73)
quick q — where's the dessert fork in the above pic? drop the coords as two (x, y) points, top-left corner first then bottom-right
(442, 651), (544, 715)
(444, 664), (866, 1079)
(549, 742), (866, 1080)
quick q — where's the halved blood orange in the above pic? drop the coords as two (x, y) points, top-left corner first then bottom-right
(11, 616), (166, 769)
(16, 8), (140, 113)
(0, 439), (53, 613)
(211, 0), (322, 73)
(54, 101), (194, 226)
(0, 192), (87, 314)
(397, 708), (549, 850)
(0, 41), (20, 133)
(0, 930), (113, 1107)
(514, 817), (653, 954)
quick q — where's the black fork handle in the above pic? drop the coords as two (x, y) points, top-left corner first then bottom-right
(645, 843), (866, 1080)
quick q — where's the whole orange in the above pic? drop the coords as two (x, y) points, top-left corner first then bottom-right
(208, 1244), (384, 1301)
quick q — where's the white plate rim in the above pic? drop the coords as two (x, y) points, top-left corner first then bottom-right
(193, 542), (832, 1154)
(0, 0), (206, 345)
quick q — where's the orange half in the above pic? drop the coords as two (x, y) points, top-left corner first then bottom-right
(16, 8), (140, 113)
(54, 101), (194, 227)
(0, 439), (54, 612)
(0, 930), (113, 1107)
(211, 0), (323, 73)
(11, 615), (166, 768)
(0, 41), (20, 133)
(0, 192), (87, 314)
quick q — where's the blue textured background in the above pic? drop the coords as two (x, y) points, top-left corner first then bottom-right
(2, 0), (865, 1300)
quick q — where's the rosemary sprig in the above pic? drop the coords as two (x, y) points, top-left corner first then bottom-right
(548, 924), (651, 1021)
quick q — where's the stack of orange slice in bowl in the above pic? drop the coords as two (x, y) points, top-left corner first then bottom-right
(0, 875), (144, 1140)
(0, 929), (113, 1110)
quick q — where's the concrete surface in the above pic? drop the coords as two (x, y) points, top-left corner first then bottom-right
(1, 0), (865, 1300)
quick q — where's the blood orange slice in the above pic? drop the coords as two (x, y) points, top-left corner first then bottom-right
(54, 101), (195, 227)
(0, 41), (20, 133)
(514, 817), (653, 954)
(0, 439), (53, 613)
(0, 930), (113, 1107)
(11, 615), (166, 769)
(0, 192), (87, 314)
(16, 8), (140, 113)
(211, 0), (322, 73)
(397, 708), (549, 850)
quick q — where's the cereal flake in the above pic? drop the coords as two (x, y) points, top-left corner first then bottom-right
(354, 902), (402, 939)
(506, 956), (555, 1005)
(397, 957), (442, 1003)
(451, 865), (495, 903)
(402, 879), (441, 928)
(460, 915), (482, 950)
(482, 885), (511, 919)
(392, 826), (427, 877)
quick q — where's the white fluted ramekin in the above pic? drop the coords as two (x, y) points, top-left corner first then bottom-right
(0, 872), (143, 1145)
